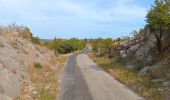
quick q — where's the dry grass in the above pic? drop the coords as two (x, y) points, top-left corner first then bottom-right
(88, 52), (164, 100)
(20, 55), (68, 100)
(89, 53), (141, 85)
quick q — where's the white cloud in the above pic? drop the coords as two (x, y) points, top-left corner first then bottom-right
(0, 0), (147, 23)
(0, 0), (29, 8)
(0, 0), (150, 38)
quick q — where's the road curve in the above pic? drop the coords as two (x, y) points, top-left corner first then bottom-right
(60, 50), (143, 100)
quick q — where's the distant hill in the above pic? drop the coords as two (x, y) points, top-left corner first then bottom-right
(39, 39), (53, 42)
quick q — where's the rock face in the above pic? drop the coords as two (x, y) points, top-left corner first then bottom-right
(126, 44), (140, 62)
(135, 33), (158, 64)
(125, 26), (161, 65)
(0, 27), (58, 99)
(0, 68), (21, 98)
(0, 94), (12, 100)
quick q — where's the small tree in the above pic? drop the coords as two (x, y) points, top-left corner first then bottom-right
(131, 30), (138, 38)
(31, 36), (40, 44)
(146, 0), (170, 53)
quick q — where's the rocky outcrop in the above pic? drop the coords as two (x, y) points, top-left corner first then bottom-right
(0, 27), (58, 99)
(125, 26), (161, 65)
(135, 33), (159, 64)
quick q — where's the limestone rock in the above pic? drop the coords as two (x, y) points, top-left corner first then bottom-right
(138, 67), (151, 76)
(129, 44), (140, 52)
(135, 33), (158, 64)
(0, 27), (58, 99)
(0, 68), (21, 98)
(151, 79), (165, 83)
(163, 82), (170, 87)
(126, 44), (140, 62)
(126, 65), (134, 69)
(0, 94), (12, 100)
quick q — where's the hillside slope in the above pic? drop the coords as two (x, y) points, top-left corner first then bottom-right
(0, 26), (60, 100)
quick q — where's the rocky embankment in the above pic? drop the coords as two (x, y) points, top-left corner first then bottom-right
(118, 26), (170, 99)
(118, 25), (170, 70)
(0, 27), (59, 100)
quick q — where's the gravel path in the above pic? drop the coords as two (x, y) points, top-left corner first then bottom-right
(60, 50), (143, 100)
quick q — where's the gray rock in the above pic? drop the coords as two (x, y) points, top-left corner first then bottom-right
(0, 27), (59, 99)
(126, 49), (136, 62)
(135, 33), (158, 64)
(143, 26), (151, 40)
(126, 65), (134, 69)
(0, 68), (21, 98)
(120, 50), (126, 58)
(129, 44), (140, 52)
(158, 88), (164, 92)
(126, 44), (140, 61)
(139, 67), (151, 76)
(166, 73), (170, 77)
(124, 25), (161, 65)
(0, 94), (12, 100)
(151, 79), (165, 83)
(163, 82), (170, 87)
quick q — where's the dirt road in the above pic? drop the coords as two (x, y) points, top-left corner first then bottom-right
(60, 50), (143, 100)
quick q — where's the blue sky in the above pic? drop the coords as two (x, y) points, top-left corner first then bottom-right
(0, 0), (154, 39)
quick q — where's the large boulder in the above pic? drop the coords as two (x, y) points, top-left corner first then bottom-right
(125, 25), (159, 65)
(135, 33), (159, 64)
(129, 44), (140, 52)
(126, 44), (140, 62)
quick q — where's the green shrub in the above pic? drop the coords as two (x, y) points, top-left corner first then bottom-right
(56, 42), (74, 54)
(68, 38), (85, 51)
(45, 38), (85, 54)
(34, 62), (42, 69)
(31, 36), (40, 44)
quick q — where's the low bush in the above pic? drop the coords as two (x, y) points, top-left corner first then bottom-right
(44, 38), (85, 54)
(31, 36), (40, 44)
(91, 38), (125, 57)
(34, 62), (42, 69)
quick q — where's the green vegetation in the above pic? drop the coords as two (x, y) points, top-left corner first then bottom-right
(38, 70), (58, 100)
(5, 24), (41, 44)
(92, 38), (113, 52)
(31, 36), (40, 44)
(146, 0), (170, 53)
(91, 38), (125, 57)
(23, 27), (40, 44)
(44, 38), (85, 54)
(146, 0), (170, 32)
(3, 24), (85, 54)
(34, 62), (42, 69)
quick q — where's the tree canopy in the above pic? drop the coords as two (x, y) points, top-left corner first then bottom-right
(146, 0), (170, 53)
(45, 38), (85, 54)
(146, 0), (170, 33)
